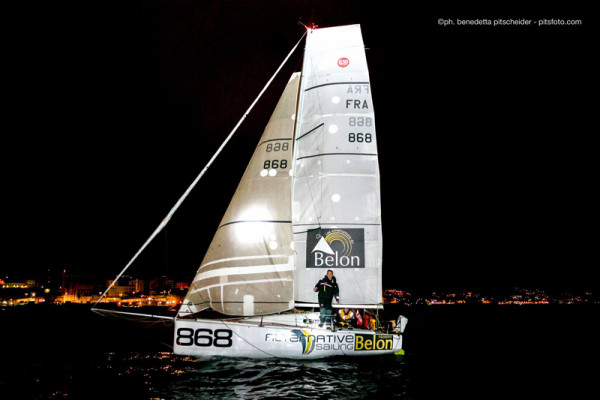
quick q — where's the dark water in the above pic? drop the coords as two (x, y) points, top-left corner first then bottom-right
(1, 304), (597, 399)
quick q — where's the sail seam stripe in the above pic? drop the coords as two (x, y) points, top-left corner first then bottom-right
(192, 263), (293, 284)
(218, 220), (292, 229)
(199, 254), (289, 270)
(191, 278), (293, 294)
(297, 152), (377, 160)
(291, 173), (377, 179)
(293, 223), (380, 227)
(258, 138), (292, 146)
(305, 81), (370, 92)
(318, 173), (376, 178)
(295, 123), (324, 141)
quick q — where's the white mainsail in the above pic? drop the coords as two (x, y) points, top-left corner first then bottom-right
(179, 73), (300, 316)
(292, 25), (382, 307)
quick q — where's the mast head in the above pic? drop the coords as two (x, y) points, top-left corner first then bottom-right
(298, 21), (318, 31)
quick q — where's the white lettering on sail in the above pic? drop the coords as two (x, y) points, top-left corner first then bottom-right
(314, 251), (361, 267)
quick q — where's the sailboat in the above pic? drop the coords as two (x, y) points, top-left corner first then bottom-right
(95, 24), (407, 359)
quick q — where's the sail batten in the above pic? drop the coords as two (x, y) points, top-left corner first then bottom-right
(304, 81), (371, 92)
(191, 263), (294, 285)
(190, 279), (294, 295)
(217, 220), (292, 229)
(258, 138), (293, 144)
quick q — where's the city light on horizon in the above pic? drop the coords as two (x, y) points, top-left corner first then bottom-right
(1, 274), (597, 308)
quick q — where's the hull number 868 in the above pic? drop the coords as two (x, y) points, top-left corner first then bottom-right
(176, 328), (233, 347)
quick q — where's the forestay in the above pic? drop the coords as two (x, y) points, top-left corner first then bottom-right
(179, 74), (300, 317)
(292, 25), (383, 307)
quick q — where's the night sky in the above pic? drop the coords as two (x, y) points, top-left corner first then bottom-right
(4, 1), (595, 292)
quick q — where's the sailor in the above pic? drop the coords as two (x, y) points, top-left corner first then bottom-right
(313, 269), (339, 328)
(338, 308), (355, 328)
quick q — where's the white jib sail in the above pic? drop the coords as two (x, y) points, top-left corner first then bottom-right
(179, 73), (300, 317)
(292, 25), (383, 307)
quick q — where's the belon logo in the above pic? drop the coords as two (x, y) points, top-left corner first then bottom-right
(337, 57), (350, 67)
(307, 228), (365, 268)
(354, 334), (394, 351)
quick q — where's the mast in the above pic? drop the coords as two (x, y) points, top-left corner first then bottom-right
(290, 25), (313, 308)
(291, 24), (311, 152)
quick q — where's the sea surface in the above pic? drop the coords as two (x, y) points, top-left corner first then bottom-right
(1, 303), (597, 399)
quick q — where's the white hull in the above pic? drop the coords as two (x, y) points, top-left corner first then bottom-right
(174, 312), (405, 359)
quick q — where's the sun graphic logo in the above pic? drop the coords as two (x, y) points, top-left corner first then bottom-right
(307, 229), (365, 268)
(314, 231), (353, 257)
(292, 329), (315, 355)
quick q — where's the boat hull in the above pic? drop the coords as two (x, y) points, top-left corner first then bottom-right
(173, 313), (404, 359)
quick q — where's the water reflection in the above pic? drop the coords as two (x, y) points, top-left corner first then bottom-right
(96, 352), (407, 400)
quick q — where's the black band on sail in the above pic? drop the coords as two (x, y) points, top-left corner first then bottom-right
(296, 123), (324, 141)
(296, 152), (377, 160)
(218, 220), (292, 229)
(304, 81), (370, 92)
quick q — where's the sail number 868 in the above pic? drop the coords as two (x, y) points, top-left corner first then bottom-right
(176, 328), (233, 347)
(264, 160), (287, 169)
(348, 117), (373, 143)
(348, 133), (372, 143)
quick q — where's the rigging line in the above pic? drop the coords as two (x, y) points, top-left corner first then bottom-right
(93, 30), (307, 308)
(295, 123), (324, 141)
(90, 308), (175, 320)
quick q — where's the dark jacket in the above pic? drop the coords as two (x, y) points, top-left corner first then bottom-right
(314, 275), (340, 305)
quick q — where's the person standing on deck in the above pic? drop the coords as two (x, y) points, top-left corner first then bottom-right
(313, 269), (339, 328)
